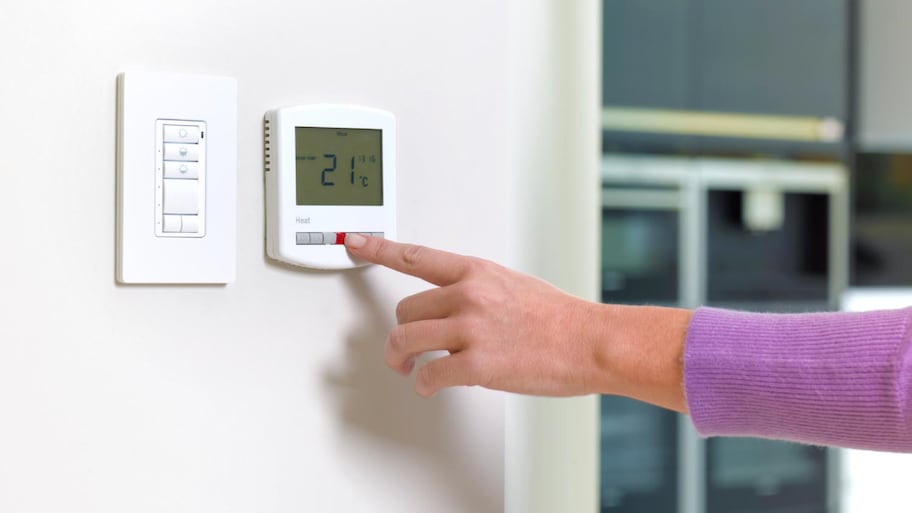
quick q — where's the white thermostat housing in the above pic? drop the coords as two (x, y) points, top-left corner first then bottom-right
(265, 104), (397, 269)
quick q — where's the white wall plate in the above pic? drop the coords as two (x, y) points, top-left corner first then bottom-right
(116, 70), (237, 284)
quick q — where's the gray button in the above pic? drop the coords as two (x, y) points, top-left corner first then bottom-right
(323, 232), (337, 244)
(310, 232), (325, 244)
(371, 232), (385, 238)
(296, 232), (310, 245)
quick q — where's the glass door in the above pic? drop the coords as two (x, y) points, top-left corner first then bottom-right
(601, 207), (680, 306)
(705, 189), (831, 312)
(706, 438), (827, 513)
(852, 152), (912, 286)
(600, 156), (847, 513)
(600, 396), (679, 512)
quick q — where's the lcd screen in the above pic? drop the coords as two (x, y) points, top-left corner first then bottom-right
(295, 127), (383, 206)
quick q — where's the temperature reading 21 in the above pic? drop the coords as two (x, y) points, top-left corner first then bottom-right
(320, 153), (377, 188)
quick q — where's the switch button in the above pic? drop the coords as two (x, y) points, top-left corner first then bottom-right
(163, 124), (201, 143)
(164, 161), (199, 179)
(163, 179), (199, 215)
(181, 215), (200, 233)
(163, 143), (200, 162)
(163, 215), (182, 233)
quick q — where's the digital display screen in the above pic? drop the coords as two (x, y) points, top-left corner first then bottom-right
(295, 127), (383, 206)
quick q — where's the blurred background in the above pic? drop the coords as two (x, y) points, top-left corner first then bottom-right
(598, 1), (912, 513)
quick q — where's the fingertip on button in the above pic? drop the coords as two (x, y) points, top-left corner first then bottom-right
(345, 233), (367, 249)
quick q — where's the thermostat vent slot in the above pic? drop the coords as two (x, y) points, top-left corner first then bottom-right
(263, 118), (272, 173)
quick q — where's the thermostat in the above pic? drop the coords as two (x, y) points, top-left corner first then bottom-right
(265, 104), (396, 269)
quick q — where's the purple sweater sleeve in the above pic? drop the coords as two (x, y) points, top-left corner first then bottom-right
(684, 306), (912, 451)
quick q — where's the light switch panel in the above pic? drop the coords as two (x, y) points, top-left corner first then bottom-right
(116, 70), (237, 284)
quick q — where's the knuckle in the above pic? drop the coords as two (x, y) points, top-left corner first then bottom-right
(401, 244), (425, 269)
(459, 280), (486, 302)
(367, 237), (387, 261)
(383, 344), (399, 370)
(469, 257), (497, 275)
(461, 353), (495, 389)
(415, 365), (437, 397)
(452, 281), (475, 303)
(464, 257), (487, 275)
(460, 354), (484, 383)
(387, 325), (409, 355)
(457, 281), (496, 312)
(453, 315), (481, 345)
(395, 299), (409, 323)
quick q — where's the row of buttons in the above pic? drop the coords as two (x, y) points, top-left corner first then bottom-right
(295, 232), (385, 245)
(156, 119), (206, 238)
(163, 214), (201, 233)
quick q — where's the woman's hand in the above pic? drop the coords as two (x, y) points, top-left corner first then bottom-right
(345, 233), (690, 412)
(344, 234), (600, 398)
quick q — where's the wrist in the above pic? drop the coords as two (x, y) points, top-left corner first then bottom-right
(586, 303), (691, 412)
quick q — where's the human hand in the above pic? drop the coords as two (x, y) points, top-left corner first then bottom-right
(344, 233), (602, 398)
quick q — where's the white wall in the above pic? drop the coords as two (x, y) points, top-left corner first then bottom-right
(0, 1), (509, 511)
(505, 1), (601, 513)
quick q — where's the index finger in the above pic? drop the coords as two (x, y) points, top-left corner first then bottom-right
(344, 233), (471, 286)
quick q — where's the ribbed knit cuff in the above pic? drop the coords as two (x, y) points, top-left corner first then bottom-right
(684, 306), (912, 451)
